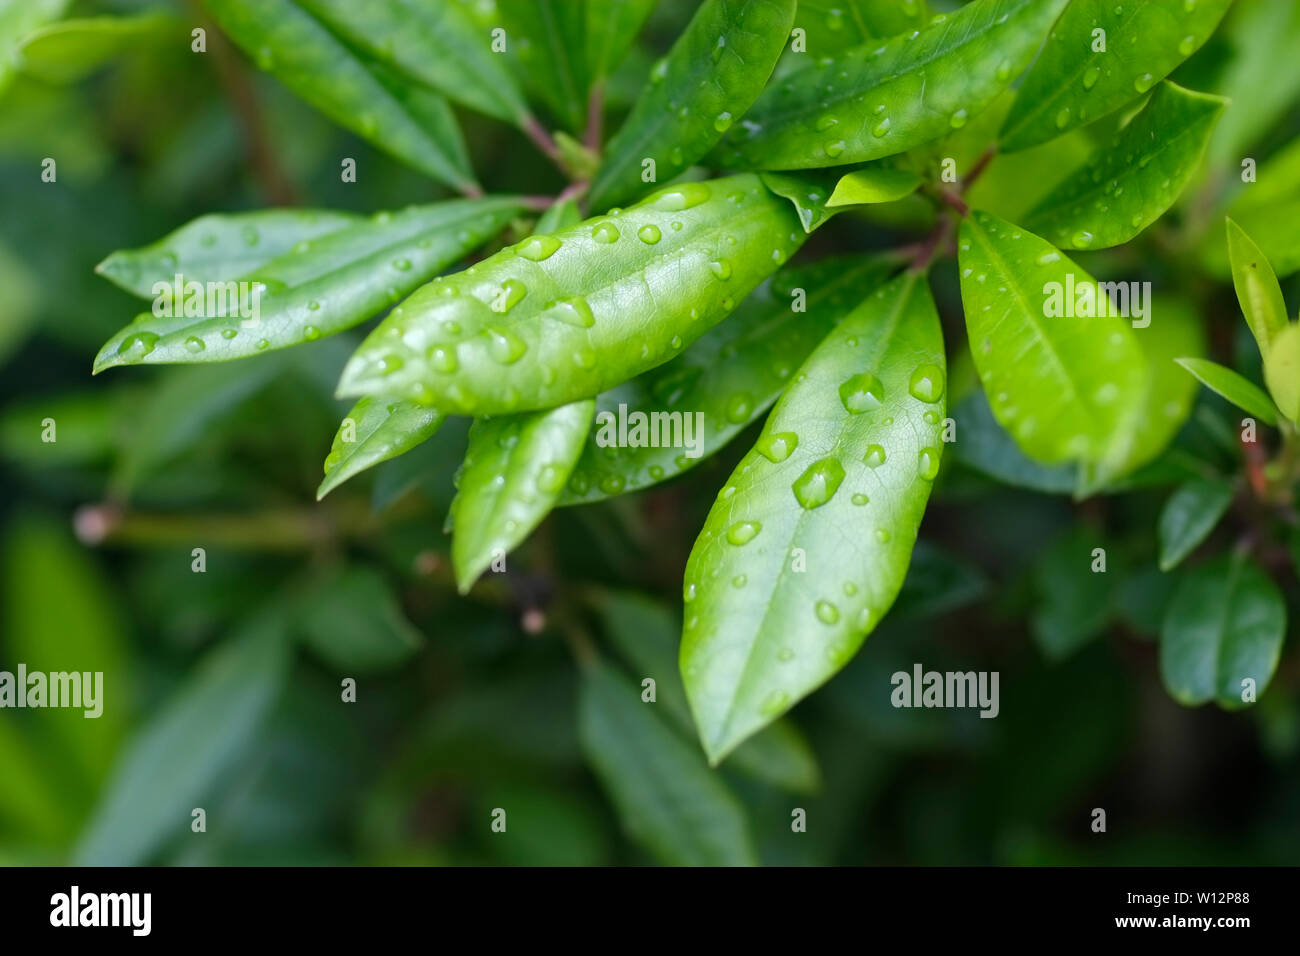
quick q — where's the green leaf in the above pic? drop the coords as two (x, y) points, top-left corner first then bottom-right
(297, 565), (423, 672)
(1263, 322), (1300, 421)
(0, 715), (72, 847)
(1025, 82), (1225, 250)
(681, 271), (946, 763)
(958, 211), (1146, 468)
(791, 0), (929, 57)
(297, 0), (530, 126)
(497, 0), (588, 131)
(585, 0), (656, 86)
(560, 253), (901, 505)
(951, 387), (1076, 493)
(1157, 478), (1234, 572)
(533, 197), (583, 234)
(758, 170), (842, 232)
(1031, 528), (1114, 661)
(16, 13), (179, 83)
(1160, 553), (1285, 710)
(588, 0), (796, 211)
(714, 0), (1068, 170)
(1226, 217), (1290, 357)
(74, 607), (293, 865)
(0, 0), (68, 95)
(203, 0), (478, 192)
(318, 397), (444, 499)
(826, 166), (922, 206)
(338, 176), (805, 414)
(95, 209), (360, 298)
(1174, 357), (1279, 426)
(596, 590), (820, 793)
(578, 660), (757, 866)
(449, 400), (595, 592)
(999, 0), (1232, 152)
(94, 198), (521, 371)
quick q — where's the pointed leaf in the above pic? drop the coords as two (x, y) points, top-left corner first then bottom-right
(450, 400), (596, 592)
(1174, 357), (1279, 426)
(203, 0), (478, 192)
(338, 176), (805, 414)
(585, 0), (656, 85)
(714, 0), (1069, 170)
(1158, 478), (1235, 572)
(999, 0), (1231, 152)
(1025, 82), (1225, 250)
(588, 0), (796, 211)
(791, 0), (929, 57)
(1226, 217), (1289, 357)
(579, 661), (757, 866)
(681, 272), (946, 762)
(95, 209), (360, 298)
(1160, 553), (1285, 710)
(958, 211), (1146, 467)
(826, 166), (922, 206)
(297, 565), (424, 672)
(497, 0), (588, 131)
(318, 397), (444, 499)
(94, 198), (521, 370)
(0, 0), (68, 94)
(297, 0), (530, 126)
(758, 170), (842, 232)
(16, 14), (180, 83)
(1263, 322), (1300, 421)
(560, 253), (901, 504)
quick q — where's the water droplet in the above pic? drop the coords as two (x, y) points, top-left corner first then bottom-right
(863, 444), (887, 467)
(725, 393), (752, 423)
(1055, 107), (1071, 129)
(255, 338), (270, 351)
(518, 235), (561, 261)
(710, 260), (733, 280)
(917, 447), (941, 481)
(875, 528), (891, 543)
(838, 372), (885, 413)
(117, 331), (159, 357)
(995, 59), (1012, 81)
(727, 521), (761, 545)
(599, 474), (625, 495)
(637, 224), (662, 244)
(392, 257), (412, 271)
(1071, 230), (1095, 248)
(949, 108), (968, 128)
(303, 325), (320, 341)
(1134, 72), (1155, 93)
(851, 493), (869, 506)
(592, 221), (620, 243)
(1082, 66), (1100, 90)
(759, 690), (789, 716)
(650, 58), (668, 83)
(1037, 250), (1061, 264)
(485, 327), (527, 364)
(815, 600), (840, 625)
(907, 364), (945, 404)
(757, 431), (798, 462)
(429, 346), (457, 372)
(792, 457), (845, 509)
(712, 35), (727, 61)
(713, 111), (733, 132)
(814, 114), (838, 132)
(825, 139), (847, 157)
(654, 182), (711, 210)
(871, 117), (891, 138)
(683, 581), (697, 603)
(220, 328), (237, 340)
(184, 336), (205, 353)
(855, 607), (873, 630)
(553, 296), (595, 328)
(731, 574), (747, 588)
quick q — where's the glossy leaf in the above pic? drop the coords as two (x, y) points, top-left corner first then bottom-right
(758, 170), (842, 232)
(449, 399), (595, 592)
(1157, 478), (1234, 571)
(714, 0), (1068, 170)
(585, 0), (656, 86)
(318, 397), (444, 499)
(203, 0), (477, 193)
(1026, 82), (1225, 250)
(1174, 357), (1279, 426)
(95, 209), (360, 298)
(827, 166), (922, 206)
(297, 565), (424, 672)
(560, 253), (901, 505)
(337, 176), (806, 414)
(596, 590), (821, 793)
(1226, 217), (1289, 357)
(497, 0), (588, 131)
(16, 14), (178, 83)
(1263, 322), (1300, 421)
(74, 607), (293, 864)
(791, 0), (929, 57)
(1000, 0), (1232, 152)
(958, 211), (1145, 468)
(1160, 554), (1285, 709)
(94, 198), (522, 371)
(681, 271), (946, 763)
(587, 0), (796, 211)
(297, 0), (530, 126)
(578, 660), (757, 866)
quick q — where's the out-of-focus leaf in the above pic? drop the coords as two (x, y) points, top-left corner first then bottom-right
(0, 717), (73, 848)
(1160, 553), (1285, 710)
(578, 660), (757, 866)
(0, 0), (68, 94)
(588, 0), (795, 211)
(965, 124), (1094, 223)
(16, 14), (179, 83)
(1157, 478), (1234, 571)
(596, 590), (820, 794)
(497, 0), (588, 131)
(95, 209), (360, 299)
(1174, 357), (1279, 426)
(791, 0), (929, 57)
(94, 198), (521, 370)
(1025, 82), (1225, 250)
(951, 388), (1076, 493)
(74, 607), (293, 865)
(318, 398), (444, 499)
(1263, 323), (1300, 422)
(585, 0), (656, 87)
(999, 0), (1230, 151)
(1226, 217), (1289, 357)
(1031, 528), (1114, 661)
(203, 0), (478, 192)
(298, 0), (530, 126)
(0, 238), (41, 364)
(297, 565), (423, 672)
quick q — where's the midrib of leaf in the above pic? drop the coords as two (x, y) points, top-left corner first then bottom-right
(713, 272), (919, 751)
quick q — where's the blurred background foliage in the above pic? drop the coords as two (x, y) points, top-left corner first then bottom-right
(0, 0), (1297, 866)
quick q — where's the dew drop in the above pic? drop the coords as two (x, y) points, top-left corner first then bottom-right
(517, 235), (562, 261)
(713, 111), (733, 132)
(949, 108), (968, 129)
(303, 325), (320, 341)
(592, 221), (620, 243)
(118, 332), (159, 357)
(724, 393), (752, 423)
(826, 138), (847, 156)
(392, 257), (412, 271)
(1071, 230), (1095, 248)
(792, 457), (845, 509)
(908, 364), (945, 403)
(220, 328), (237, 340)
(1055, 107), (1071, 129)
(814, 114), (838, 132)
(838, 372), (885, 413)
(429, 346), (458, 372)
(815, 600), (840, 625)
(871, 117), (891, 138)
(727, 521), (761, 545)
(757, 431), (798, 462)
(918, 447), (941, 481)
(1082, 66), (1100, 90)
(851, 492), (869, 506)
(654, 182), (711, 210)
(1134, 72), (1155, 93)
(731, 574), (747, 589)
(710, 260), (733, 280)
(863, 444), (887, 467)
(553, 295), (595, 328)
(485, 327), (527, 364)
(184, 336), (205, 353)
(683, 581), (697, 603)
(637, 224), (662, 244)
